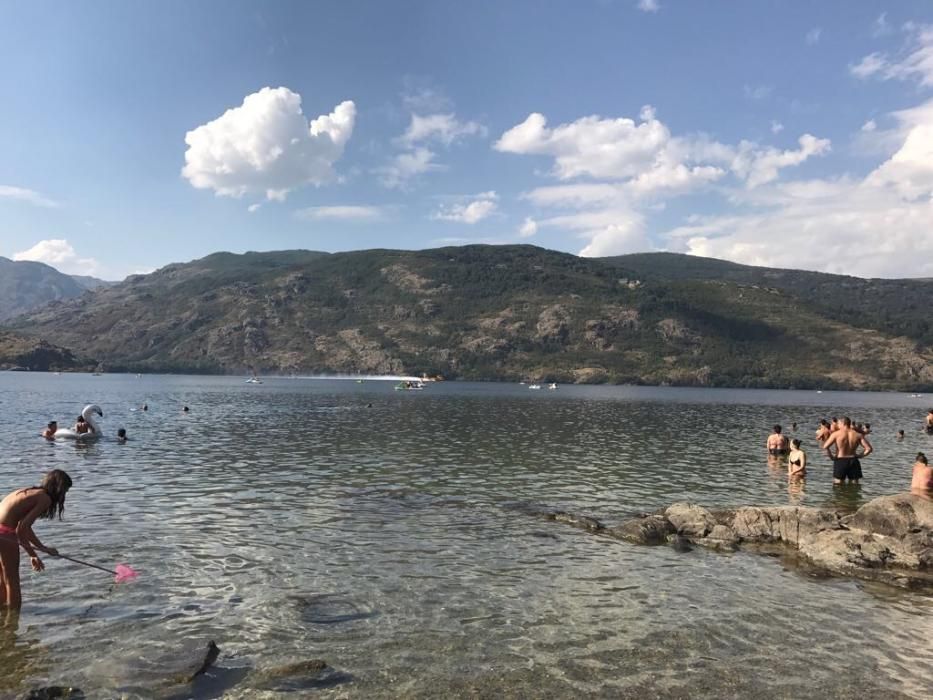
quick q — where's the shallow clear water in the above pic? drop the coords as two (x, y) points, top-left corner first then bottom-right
(1, 374), (931, 698)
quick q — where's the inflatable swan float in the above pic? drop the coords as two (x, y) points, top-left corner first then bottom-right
(55, 404), (103, 440)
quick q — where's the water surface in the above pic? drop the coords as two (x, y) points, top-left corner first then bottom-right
(1, 374), (931, 698)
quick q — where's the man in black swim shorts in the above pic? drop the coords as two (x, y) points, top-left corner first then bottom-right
(822, 416), (873, 485)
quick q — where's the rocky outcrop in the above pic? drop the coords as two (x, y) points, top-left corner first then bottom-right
(539, 494), (933, 590)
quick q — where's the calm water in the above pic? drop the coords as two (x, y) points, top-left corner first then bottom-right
(1, 374), (932, 699)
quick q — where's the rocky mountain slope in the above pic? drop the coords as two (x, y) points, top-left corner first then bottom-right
(0, 330), (79, 371)
(0, 256), (89, 320)
(6, 245), (933, 389)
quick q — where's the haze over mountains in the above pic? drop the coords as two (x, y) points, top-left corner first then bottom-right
(2, 245), (931, 391)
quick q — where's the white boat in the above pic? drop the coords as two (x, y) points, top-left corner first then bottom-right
(547, 383), (558, 390)
(395, 380), (425, 391)
(528, 384), (541, 390)
(245, 377), (263, 384)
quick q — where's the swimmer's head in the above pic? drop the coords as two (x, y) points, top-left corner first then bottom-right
(40, 469), (73, 520)
(773, 425), (782, 434)
(117, 428), (127, 438)
(917, 452), (928, 466)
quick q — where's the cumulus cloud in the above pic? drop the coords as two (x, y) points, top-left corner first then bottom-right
(806, 28), (822, 45)
(0, 185), (58, 208)
(771, 120), (784, 134)
(664, 99), (933, 278)
(182, 87), (356, 201)
(399, 113), (486, 146)
(375, 147), (443, 189)
(637, 0), (659, 13)
(743, 84), (774, 101)
(496, 104), (830, 256)
(432, 192), (498, 224)
(519, 217), (538, 237)
(851, 24), (933, 86)
(13, 239), (99, 275)
(862, 119), (877, 132)
(295, 205), (387, 222)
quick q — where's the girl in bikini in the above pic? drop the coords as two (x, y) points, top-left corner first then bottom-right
(0, 470), (72, 609)
(787, 439), (806, 480)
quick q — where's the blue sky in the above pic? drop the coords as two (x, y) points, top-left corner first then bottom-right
(2, 0), (932, 280)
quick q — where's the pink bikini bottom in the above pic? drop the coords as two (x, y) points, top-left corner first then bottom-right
(0, 524), (17, 539)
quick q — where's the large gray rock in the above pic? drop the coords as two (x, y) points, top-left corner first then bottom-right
(844, 493), (933, 537)
(606, 515), (674, 545)
(665, 503), (715, 538)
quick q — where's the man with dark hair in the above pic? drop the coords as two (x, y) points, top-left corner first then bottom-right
(766, 425), (789, 456)
(822, 416), (873, 485)
(41, 421), (57, 439)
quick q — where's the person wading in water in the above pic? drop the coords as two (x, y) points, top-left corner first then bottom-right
(822, 417), (873, 485)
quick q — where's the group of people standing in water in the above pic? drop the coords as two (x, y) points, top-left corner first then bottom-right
(767, 412), (933, 492)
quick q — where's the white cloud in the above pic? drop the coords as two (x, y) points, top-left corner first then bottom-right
(637, 0), (659, 13)
(731, 134), (831, 188)
(247, 203), (261, 213)
(0, 185), (58, 208)
(182, 87), (356, 201)
(375, 147), (443, 189)
(806, 27), (822, 45)
(13, 239), (99, 275)
(497, 105), (830, 258)
(770, 120), (784, 134)
(743, 84), (773, 101)
(851, 24), (933, 86)
(432, 192), (498, 224)
(663, 99), (933, 278)
(873, 12), (892, 37)
(295, 205), (387, 222)
(519, 217), (538, 237)
(400, 113), (486, 146)
(861, 119), (877, 132)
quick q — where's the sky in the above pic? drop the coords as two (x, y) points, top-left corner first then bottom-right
(1, 0), (933, 281)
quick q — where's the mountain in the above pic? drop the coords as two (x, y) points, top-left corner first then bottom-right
(0, 256), (88, 320)
(0, 330), (79, 371)
(6, 245), (933, 390)
(69, 274), (117, 291)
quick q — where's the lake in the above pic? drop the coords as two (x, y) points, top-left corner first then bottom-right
(1, 373), (932, 698)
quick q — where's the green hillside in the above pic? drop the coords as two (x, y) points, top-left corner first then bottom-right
(7, 245), (933, 390)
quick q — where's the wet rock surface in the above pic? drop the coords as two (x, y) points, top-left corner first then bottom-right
(534, 494), (933, 590)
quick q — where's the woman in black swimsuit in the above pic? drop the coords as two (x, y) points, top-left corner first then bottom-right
(788, 439), (806, 480)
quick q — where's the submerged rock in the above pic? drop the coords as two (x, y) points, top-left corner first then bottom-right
(22, 689), (84, 700)
(536, 494), (933, 590)
(549, 511), (604, 532)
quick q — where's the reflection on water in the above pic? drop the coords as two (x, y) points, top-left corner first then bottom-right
(0, 374), (931, 698)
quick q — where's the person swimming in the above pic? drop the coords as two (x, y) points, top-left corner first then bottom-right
(116, 428), (128, 443)
(910, 453), (932, 493)
(0, 470), (72, 609)
(788, 439), (806, 480)
(41, 421), (57, 439)
(182, 406), (189, 413)
(897, 429), (906, 440)
(74, 416), (90, 435)
(767, 425), (789, 456)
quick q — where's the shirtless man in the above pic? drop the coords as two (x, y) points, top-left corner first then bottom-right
(926, 409), (933, 434)
(822, 416), (873, 485)
(74, 416), (89, 435)
(911, 453), (931, 494)
(766, 425), (789, 456)
(41, 421), (57, 439)
(815, 419), (831, 442)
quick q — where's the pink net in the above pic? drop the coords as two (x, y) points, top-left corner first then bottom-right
(114, 564), (139, 583)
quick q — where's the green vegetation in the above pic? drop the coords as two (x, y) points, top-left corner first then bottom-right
(5, 245), (933, 390)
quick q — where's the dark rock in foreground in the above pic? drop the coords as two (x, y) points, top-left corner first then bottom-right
(544, 494), (933, 590)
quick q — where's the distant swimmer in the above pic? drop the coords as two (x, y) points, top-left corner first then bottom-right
(182, 406), (189, 413)
(897, 429), (905, 440)
(116, 428), (128, 443)
(41, 421), (58, 440)
(926, 409), (933, 434)
(142, 404), (148, 412)
(791, 422), (798, 432)
(911, 453), (932, 494)
(0, 470), (72, 609)
(767, 425), (789, 456)
(788, 439), (806, 480)
(815, 419), (831, 442)
(823, 416), (873, 485)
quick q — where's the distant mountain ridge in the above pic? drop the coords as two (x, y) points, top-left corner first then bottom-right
(0, 256), (115, 320)
(5, 245), (933, 390)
